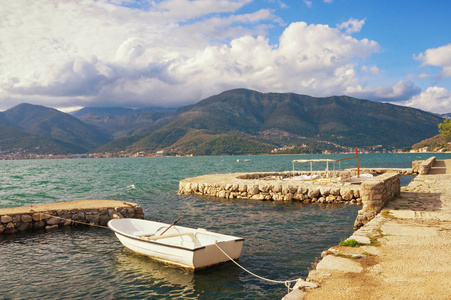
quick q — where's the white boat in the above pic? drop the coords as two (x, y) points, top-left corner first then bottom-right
(108, 218), (244, 270)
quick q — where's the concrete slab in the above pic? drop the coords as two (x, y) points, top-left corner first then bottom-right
(316, 255), (363, 273)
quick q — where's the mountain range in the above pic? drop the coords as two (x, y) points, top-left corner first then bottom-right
(0, 89), (445, 156)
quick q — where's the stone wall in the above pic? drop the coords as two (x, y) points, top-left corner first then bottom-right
(353, 172), (400, 229)
(179, 172), (363, 204)
(0, 204), (144, 235)
(412, 156), (436, 174)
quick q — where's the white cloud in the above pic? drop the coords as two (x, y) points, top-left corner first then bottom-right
(415, 43), (451, 77)
(347, 80), (421, 102)
(403, 86), (451, 114)
(0, 0), (386, 110)
(337, 18), (365, 35)
(361, 65), (380, 75)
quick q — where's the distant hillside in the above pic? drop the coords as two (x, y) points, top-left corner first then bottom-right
(96, 89), (444, 155)
(77, 111), (175, 139)
(1, 103), (111, 153)
(0, 90), (445, 156)
(411, 134), (451, 152)
(0, 125), (86, 154)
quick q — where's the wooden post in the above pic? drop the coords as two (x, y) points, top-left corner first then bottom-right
(356, 148), (360, 178)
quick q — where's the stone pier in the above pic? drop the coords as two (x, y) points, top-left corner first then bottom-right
(179, 159), (435, 230)
(180, 170), (401, 229)
(283, 157), (451, 300)
(0, 199), (144, 235)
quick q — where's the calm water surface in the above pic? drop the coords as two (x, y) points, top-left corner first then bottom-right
(1, 153), (450, 299)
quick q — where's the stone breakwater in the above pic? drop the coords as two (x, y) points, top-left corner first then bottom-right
(0, 200), (144, 235)
(179, 170), (401, 229)
(180, 171), (364, 204)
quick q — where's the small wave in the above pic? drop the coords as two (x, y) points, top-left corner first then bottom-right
(127, 184), (136, 189)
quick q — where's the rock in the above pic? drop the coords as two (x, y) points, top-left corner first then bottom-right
(21, 214), (33, 223)
(45, 225), (59, 230)
(273, 184), (282, 193)
(348, 235), (372, 245)
(248, 185), (259, 195)
(316, 255), (363, 273)
(251, 194), (266, 200)
(340, 188), (354, 201)
(17, 222), (30, 231)
(239, 184), (247, 192)
(47, 217), (61, 225)
(308, 187), (320, 198)
(32, 213), (46, 221)
(217, 190), (226, 198)
(283, 194), (293, 201)
(1, 215), (13, 223)
(86, 213), (100, 224)
(330, 187), (341, 196)
(293, 279), (319, 290)
(320, 186), (331, 196)
(326, 195), (336, 202)
(33, 220), (46, 229)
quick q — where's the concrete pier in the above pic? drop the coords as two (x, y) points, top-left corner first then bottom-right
(0, 199), (144, 235)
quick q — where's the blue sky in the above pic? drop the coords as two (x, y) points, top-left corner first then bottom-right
(1, 0), (450, 113)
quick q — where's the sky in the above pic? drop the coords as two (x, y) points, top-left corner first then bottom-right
(1, 0), (450, 114)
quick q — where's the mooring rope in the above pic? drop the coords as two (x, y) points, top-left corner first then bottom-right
(31, 210), (110, 229)
(214, 242), (299, 292)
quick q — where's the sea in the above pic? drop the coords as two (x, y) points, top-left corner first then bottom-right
(1, 152), (450, 299)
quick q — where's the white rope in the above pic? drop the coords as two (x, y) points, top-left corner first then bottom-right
(214, 242), (300, 289)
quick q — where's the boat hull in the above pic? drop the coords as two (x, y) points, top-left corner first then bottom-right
(109, 219), (244, 270)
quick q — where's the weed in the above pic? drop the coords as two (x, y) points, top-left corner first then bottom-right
(381, 209), (394, 218)
(339, 239), (359, 247)
(369, 237), (380, 246)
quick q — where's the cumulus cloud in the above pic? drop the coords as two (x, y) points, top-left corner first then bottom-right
(338, 18), (365, 35)
(0, 0), (384, 110)
(347, 81), (421, 102)
(415, 43), (451, 77)
(403, 86), (451, 114)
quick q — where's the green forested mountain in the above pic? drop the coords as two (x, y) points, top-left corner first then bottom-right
(0, 125), (86, 154)
(0, 90), (445, 155)
(0, 103), (111, 154)
(96, 89), (444, 155)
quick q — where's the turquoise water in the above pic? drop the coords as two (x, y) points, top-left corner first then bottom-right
(1, 153), (450, 299)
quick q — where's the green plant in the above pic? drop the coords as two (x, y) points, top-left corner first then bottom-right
(381, 209), (393, 218)
(339, 239), (359, 247)
(369, 237), (380, 246)
(438, 119), (451, 139)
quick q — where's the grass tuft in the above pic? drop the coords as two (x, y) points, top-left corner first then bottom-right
(339, 239), (359, 247)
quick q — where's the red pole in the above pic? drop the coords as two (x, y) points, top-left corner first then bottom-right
(356, 148), (360, 178)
